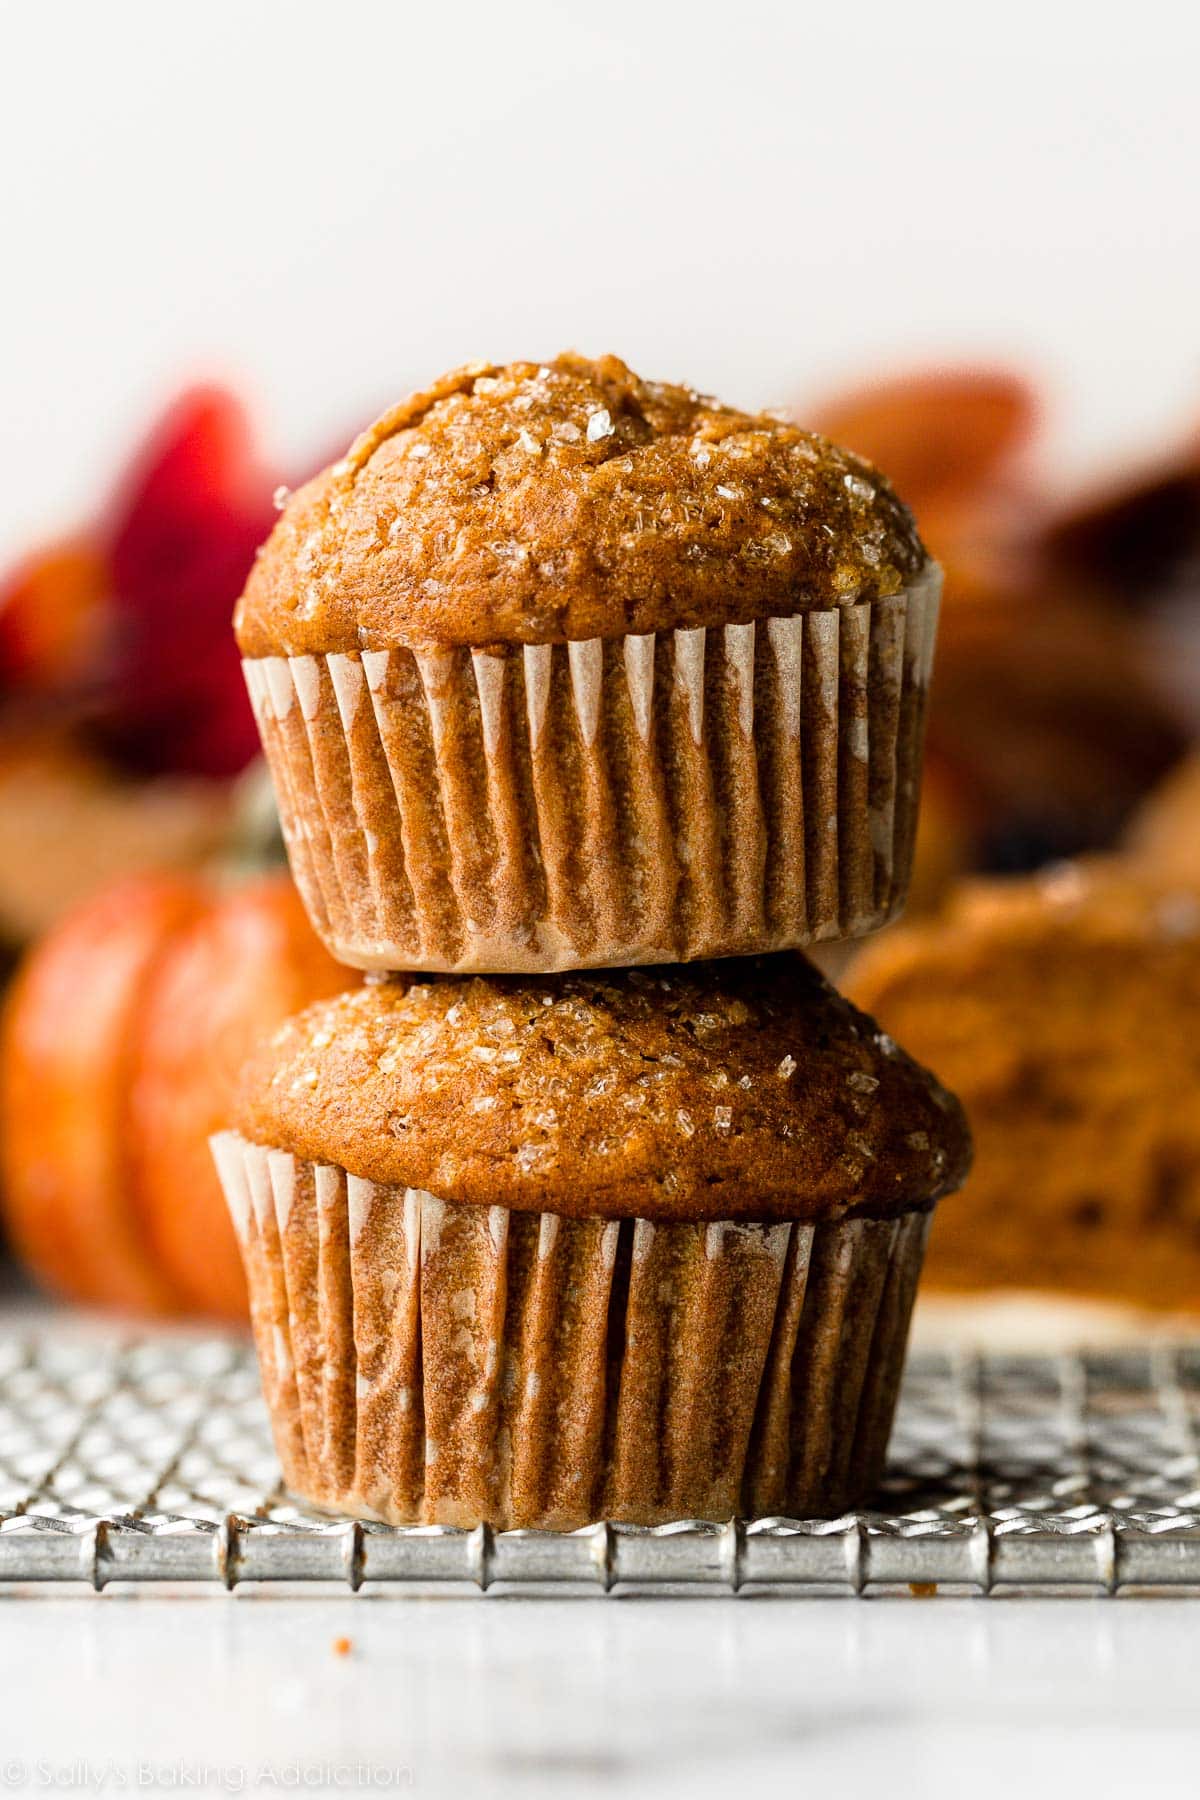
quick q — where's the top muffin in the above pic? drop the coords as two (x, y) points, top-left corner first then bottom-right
(237, 354), (942, 972)
(236, 353), (927, 655)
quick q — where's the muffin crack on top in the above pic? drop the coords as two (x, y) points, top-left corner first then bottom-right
(236, 352), (927, 654)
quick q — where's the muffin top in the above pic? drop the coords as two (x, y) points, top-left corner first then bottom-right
(845, 860), (1200, 1305)
(235, 354), (928, 656)
(852, 858), (1200, 987)
(847, 858), (1200, 1133)
(232, 956), (969, 1222)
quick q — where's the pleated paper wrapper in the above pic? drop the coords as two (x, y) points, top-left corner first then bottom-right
(242, 566), (941, 973)
(212, 1130), (933, 1530)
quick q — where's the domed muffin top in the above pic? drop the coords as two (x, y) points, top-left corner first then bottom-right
(232, 956), (969, 1222)
(235, 354), (929, 655)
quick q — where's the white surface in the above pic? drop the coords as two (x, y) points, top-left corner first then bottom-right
(913, 1289), (1200, 1352)
(0, 1595), (1197, 1798)
(5, 0), (1200, 560)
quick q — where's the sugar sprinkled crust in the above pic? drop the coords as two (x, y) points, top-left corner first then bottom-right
(235, 354), (927, 655)
(232, 956), (969, 1222)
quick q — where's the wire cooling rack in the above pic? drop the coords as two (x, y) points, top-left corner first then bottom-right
(1, 1328), (1199, 1594)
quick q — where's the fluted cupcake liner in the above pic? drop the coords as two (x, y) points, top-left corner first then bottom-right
(242, 566), (941, 973)
(212, 1130), (933, 1530)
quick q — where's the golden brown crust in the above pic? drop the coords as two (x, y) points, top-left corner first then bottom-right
(231, 956), (969, 1222)
(235, 354), (927, 655)
(846, 860), (1200, 1310)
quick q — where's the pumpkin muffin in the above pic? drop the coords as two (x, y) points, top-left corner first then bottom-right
(237, 354), (941, 973)
(212, 955), (969, 1529)
(1125, 750), (1200, 889)
(846, 861), (1200, 1312)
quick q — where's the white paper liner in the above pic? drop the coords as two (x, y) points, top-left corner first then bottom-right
(213, 1131), (933, 1529)
(243, 567), (941, 972)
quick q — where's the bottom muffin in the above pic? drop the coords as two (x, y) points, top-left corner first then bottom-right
(214, 958), (969, 1529)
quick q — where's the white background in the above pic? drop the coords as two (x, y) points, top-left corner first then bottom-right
(3, 0), (1200, 559)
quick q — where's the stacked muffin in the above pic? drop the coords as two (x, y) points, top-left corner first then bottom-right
(212, 354), (970, 1529)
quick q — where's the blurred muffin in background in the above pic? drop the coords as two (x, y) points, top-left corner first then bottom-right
(846, 861), (1200, 1314)
(1124, 750), (1200, 889)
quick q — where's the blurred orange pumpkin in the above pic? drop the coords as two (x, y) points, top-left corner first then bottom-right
(0, 871), (351, 1321)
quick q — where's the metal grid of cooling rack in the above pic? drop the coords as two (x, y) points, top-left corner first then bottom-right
(1, 1330), (1199, 1594)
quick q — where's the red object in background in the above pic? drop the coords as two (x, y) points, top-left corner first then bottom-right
(102, 387), (280, 777)
(0, 385), (284, 780)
